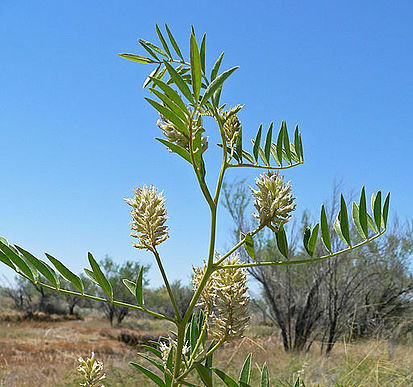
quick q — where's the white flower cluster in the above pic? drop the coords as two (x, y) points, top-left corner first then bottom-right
(77, 352), (106, 387)
(125, 185), (169, 250)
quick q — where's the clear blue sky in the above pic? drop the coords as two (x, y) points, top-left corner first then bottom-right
(1, 1), (412, 288)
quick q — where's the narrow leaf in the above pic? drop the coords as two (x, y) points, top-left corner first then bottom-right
(0, 241), (36, 282)
(264, 122), (273, 165)
(359, 187), (368, 239)
(15, 246), (59, 288)
(298, 133), (304, 162)
(304, 223), (319, 257)
(145, 97), (188, 135)
(253, 124), (262, 162)
(373, 191), (382, 231)
(382, 192), (390, 227)
(165, 24), (184, 61)
(211, 52), (224, 81)
(276, 122), (284, 166)
(261, 363), (270, 387)
(352, 203), (367, 240)
(143, 65), (160, 89)
(320, 205), (332, 252)
(235, 125), (243, 162)
(339, 195), (351, 246)
(276, 227), (289, 259)
(118, 53), (155, 64)
(84, 268), (99, 285)
(239, 353), (252, 384)
(294, 125), (300, 160)
(139, 38), (168, 58)
(155, 24), (172, 58)
(190, 32), (202, 101)
(46, 253), (84, 293)
(88, 252), (113, 300)
(333, 213), (348, 246)
(194, 362), (213, 387)
(200, 66), (239, 106)
(164, 62), (194, 103)
(136, 266), (144, 306)
(141, 344), (162, 359)
(138, 39), (161, 61)
(150, 78), (188, 112)
(200, 33), (206, 73)
(149, 87), (188, 123)
(282, 122), (292, 164)
(123, 278), (136, 295)
(130, 363), (165, 387)
(137, 353), (164, 372)
(213, 368), (239, 387)
(367, 213), (378, 233)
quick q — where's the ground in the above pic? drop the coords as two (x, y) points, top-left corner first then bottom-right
(0, 313), (411, 386)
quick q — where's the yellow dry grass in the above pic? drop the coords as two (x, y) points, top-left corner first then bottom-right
(0, 316), (411, 386)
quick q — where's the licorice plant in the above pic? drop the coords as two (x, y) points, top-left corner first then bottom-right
(0, 25), (390, 387)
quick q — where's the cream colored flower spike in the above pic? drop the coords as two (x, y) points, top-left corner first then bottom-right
(125, 185), (169, 250)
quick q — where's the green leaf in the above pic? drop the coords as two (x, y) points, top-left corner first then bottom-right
(261, 363), (269, 387)
(0, 249), (16, 271)
(190, 32), (202, 101)
(359, 187), (368, 239)
(382, 192), (390, 227)
(130, 362), (165, 387)
(194, 362), (213, 387)
(241, 150), (255, 164)
(145, 97), (189, 136)
(264, 122), (273, 165)
(276, 227), (289, 259)
(339, 195), (351, 246)
(118, 53), (155, 64)
(190, 314), (199, 354)
(239, 353), (252, 384)
(88, 252), (113, 300)
(139, 39), (168, 58)
(298, 133), (304, 162)
(367, 213), (378, 234)
(137, 353), (164, 373)
(84, 268), (99, 285)
(200, 66), (239, 106)
(304, 223), (319, 257)
(213, 368), (239, 387)
(211, 52), (224, 81)
(276, 122), (284, 166)
(282, 122), (291, 164)
(293, 377), (301, 387)
(242, 233), (256, 261)
(135, 266), (144, 306)
(164, 62), (194, 103)
(150, 78), (188, 112)
(165, 24), (184, 61)
(141, 344), (162, 359)
(123, 278), (136, 295)
(46, 253), (84, 293)
(373, 191), (382, 231)
(0, 241), (36, 282)
(155, 24), (172, 58)
(352, 203), (367, 240)
(253, 124), (262, 162)
(149, 87), (188, 123)
(15, 245), (60, 288)
(333, 213), (348, 247)
(143, 65), (160, 89)
(294, 125), (300, 161)
(320, 205), (332, 253)
(200, 33), (206, 74)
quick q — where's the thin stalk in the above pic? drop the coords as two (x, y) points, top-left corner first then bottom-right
(172, 322), (186, 386)
(219, 230), (386, 270)
(152, 247), (181, 321)
(34, 279), (175, 322)
(215, 224), (264, 266)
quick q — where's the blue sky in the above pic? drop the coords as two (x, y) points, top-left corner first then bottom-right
(1, 1), (412, 288)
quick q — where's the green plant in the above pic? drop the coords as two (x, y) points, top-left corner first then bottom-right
(0, 25), (391, 386)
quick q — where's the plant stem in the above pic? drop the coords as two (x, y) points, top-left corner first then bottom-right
(152, 247), (181, 321)
(35, 280), (175, 322)
(219, 230), (386, 269)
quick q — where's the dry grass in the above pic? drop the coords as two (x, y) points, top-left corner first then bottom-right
(0, 315), (411, 386)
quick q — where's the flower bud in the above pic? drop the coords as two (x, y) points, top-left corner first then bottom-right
(77, 352), (106, 386)
(125, 185), (169, 250)
(223, 114), (242, 146)
(250, 171), (296, 231)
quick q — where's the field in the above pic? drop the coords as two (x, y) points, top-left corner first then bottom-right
(0, 313), (412, 386)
